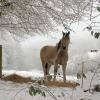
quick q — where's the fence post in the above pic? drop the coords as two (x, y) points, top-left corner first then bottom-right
(81, 62), (84, 88)
(0, 45), (2, 78)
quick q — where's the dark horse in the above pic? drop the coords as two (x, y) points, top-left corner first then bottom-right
(40, 31), (70, 83)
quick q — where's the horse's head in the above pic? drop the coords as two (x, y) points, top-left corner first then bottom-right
(60, 31), (70, 50)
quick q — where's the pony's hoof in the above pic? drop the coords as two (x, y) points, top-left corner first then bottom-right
(64, 80), (66, 83)
(53, 79), (56, 83)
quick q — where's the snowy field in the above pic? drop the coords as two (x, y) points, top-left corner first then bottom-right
(0, 22), (100, 100)
(0, 70), (100, 100)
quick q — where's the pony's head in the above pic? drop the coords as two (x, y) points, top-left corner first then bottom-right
(60, 31), (70, 50)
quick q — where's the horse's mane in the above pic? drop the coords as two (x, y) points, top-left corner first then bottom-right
(56, 40), (61, 50)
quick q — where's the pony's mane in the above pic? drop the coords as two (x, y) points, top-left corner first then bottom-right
(57, 40), (61, 50)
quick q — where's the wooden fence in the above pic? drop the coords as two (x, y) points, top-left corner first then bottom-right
(0, 45), (2, 78)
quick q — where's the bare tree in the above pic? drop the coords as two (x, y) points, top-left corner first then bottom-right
(84, 0), (100, 39)
(0, 0), (94, 38)
(0, 45), (2, 77)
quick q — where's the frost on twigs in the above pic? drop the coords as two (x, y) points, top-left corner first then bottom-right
(0, 0), (91, 38)
(29, 86), (46, 97)
(84, 84), (100, 93)
(85, 25), (100, 39)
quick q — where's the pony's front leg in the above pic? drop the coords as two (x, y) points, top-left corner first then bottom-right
(53, 64), (58, 82)
(62, 64), (67, 83)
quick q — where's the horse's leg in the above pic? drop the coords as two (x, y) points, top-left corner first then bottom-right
(42, 63), (46, 78)
(42, 62), (51, 82)
(47, 64), (52, 81)
(46, 64), (51, 75)
(53, 64), (58, 82)
(62, 64), (67, 83)
(44, 63), (49, 82)
(42, 62), (48, 80)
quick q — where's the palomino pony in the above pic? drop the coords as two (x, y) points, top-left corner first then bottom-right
(40, 31), (70, 83)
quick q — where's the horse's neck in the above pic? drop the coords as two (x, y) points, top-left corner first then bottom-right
(60, 49), (68, 54)
(56, 40), (69, 54)
(58, 46), (69, 55)
(56, 40), (61, 50)
(55, 44), (60, 51)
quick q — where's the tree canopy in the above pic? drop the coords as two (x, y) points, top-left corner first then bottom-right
(0, 0), (100, 39)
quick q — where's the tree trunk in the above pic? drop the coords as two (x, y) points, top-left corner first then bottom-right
(0, 45), (2, 78)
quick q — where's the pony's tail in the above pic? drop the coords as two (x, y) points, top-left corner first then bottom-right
(45, 63), (48, 75)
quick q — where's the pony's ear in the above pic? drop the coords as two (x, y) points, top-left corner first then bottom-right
(62, 31), (65, 37)
(65, 31), (70, 37)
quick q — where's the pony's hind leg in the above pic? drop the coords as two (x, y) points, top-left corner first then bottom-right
(48, 64), (53, 81)
(42, 63), (50, 82)
(42, 63), (47, 80)
(53, 64), (58, 82)
(45, 63), (48, 75)
(46, 63), (52, 81)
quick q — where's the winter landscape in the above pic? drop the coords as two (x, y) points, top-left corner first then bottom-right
(0, 0), (100, 100)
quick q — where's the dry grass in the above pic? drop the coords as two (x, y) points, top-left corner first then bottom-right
(0, 74), (80, 88)
(1, 74), (34, 83)
(45, 81), (80, 88)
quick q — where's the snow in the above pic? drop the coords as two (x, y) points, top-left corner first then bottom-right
(0, 25), (100, 100)
(0, 70), (100, 100)
(2, 70), (78, 81)
(0, 21), (100, 100)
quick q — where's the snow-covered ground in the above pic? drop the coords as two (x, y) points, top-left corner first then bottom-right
(0, 22), (100, 100)
(0, 70), (100, 100)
